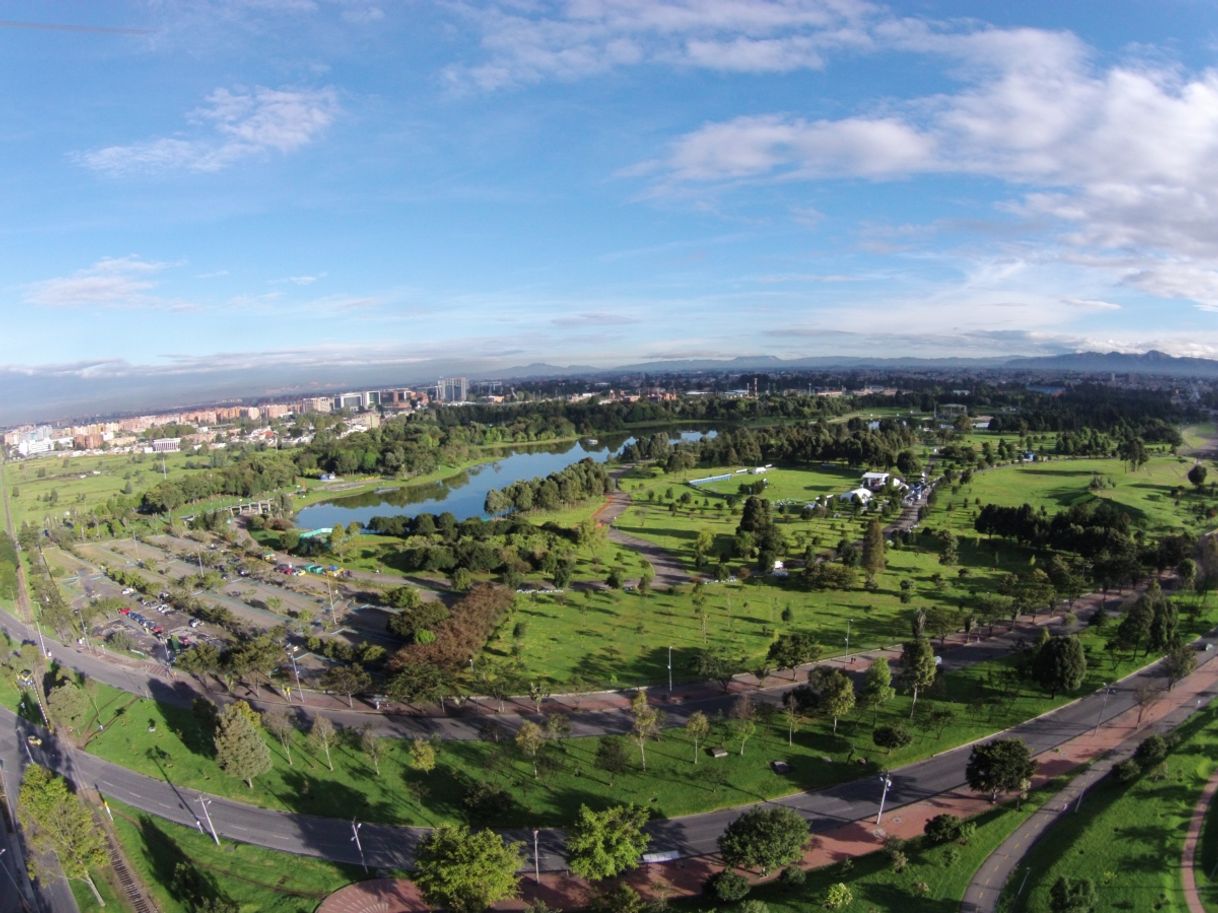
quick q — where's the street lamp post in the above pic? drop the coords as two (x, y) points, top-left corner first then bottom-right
(351, 819), (367, 873)
(667, 646), (673, 695)
(286, 646), (303, 705)
(533, 828), (541, 883)
(875, 772), (893, 826)
(845, 618), (853, 660)
(1092, 683), (1113, 735)
(197, 794), (220, 846)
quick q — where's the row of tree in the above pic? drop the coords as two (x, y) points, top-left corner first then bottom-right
(482, 458), (614, 514)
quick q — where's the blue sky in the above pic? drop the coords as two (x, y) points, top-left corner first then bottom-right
(5, 0), (1218, 400)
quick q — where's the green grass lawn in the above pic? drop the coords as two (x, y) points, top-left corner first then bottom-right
(1000, 703), (1218, 913)
(932, 454), (1207, 537)
(104, 798), (360, 913)
(673, 782), (1060, 911)
(1199, 765), (1218, 913)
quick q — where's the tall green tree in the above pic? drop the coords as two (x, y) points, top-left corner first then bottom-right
(414, 824), (522, 913)
(861, 520), (886, 576)
(901, 637), (936, 718)
(767, 633), (821, 680)
(718, 806), (810, 875)
(965, 739), (1035, 803)
(685, 711), (710, 764)
(1032, 635), (1087, 697)
(18, 765), (109, 906)
(859, 657), (895, 721)
(214, 700), (272, 788)
(321, 663), (372, 708)
(515, 720), (545, 778)
(791, 667), (855, 734)
(261, 707), (295, 766)
(309, 714), (336, 771)
(595, 735), (630, 787)
(566, 804), (651, 882)
(1163, 643), (1197, 690)
(629, 691), (661, 771)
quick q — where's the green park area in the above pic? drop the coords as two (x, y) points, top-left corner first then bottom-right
(1001, 704), (1218, 913)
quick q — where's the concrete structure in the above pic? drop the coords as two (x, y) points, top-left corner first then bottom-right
(436, 376), (469, 403)
(150, 437), (181, 453)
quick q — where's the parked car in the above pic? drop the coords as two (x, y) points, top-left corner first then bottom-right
(26, 735), (42, 747)
(118, 606), (132, 615)
(189, 618), (201, 628)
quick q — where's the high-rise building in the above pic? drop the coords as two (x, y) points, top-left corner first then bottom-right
(438, 377), (468, 402)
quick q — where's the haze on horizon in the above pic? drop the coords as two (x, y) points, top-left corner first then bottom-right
(5, 0), (1218, 419)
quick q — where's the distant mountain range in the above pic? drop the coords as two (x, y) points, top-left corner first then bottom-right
(489, 349), (1218, 379)
(3, 349), (1215, 428)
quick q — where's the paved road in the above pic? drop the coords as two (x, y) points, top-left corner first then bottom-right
(6, 626), (1214, 875)
(961, 645), (1218, 912)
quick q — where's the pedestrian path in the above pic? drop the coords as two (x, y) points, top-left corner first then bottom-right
(1183, 768), (1218, 913)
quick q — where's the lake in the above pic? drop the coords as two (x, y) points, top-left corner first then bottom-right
(295, 429), (713, 528)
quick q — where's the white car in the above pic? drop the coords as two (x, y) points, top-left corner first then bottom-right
(189, 618), (201, 628)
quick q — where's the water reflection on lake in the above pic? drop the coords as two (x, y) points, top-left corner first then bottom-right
(295, 429), (713, 528)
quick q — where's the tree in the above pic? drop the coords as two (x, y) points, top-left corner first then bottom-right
(48, 681), (91, 734)
(824, 883), (854, 910)
(965, 739), (1035, 802)
(321, 663), (372, 708)
(18, 765), (109, 906)
(1188, 463), (1208, 488)
(1164, 643), (1197, 690)
(861, 520), (886, 576)
(791, 667), (855, 734)
(730, 693), (758, 755)
(859, 657), (895, 721)
(566, 803), (651, 882)
(767, 633), (821, 680)
(409, 737), (437, 774)
(214, 700), (272, 789)
(1049, 876), (1097, 913)
(685, 710), (710, 764)
(261, 707), (295, 766)
(695, 647), (740, 691)
(718, 806), (810, 875)
(309, 714), (336, 771)
(359, 724), (384, 776)
(781, 704), (805, 747)
(1032, 635), (1087, 697)
(515, 720), (545, 778)
(595, 735), (630, 787)
(923, 814), (963, 844)
(413, 824), (522, 913)
(1134, 680), (1164, 724)
(901, 637), (936, 718)
(629, 691), (661, 771)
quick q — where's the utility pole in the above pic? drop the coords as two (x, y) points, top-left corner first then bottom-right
(667, 645), (673, 695)
(197, 794), (220, 846)
(845, 618), (853, 656)
(875, 772), (893, 825)
(351, 819), (367, 873)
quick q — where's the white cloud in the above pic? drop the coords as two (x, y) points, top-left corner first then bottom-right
(76, 85), (340, 175)
(24, 256), (190, 309)
(443, 0), (875, 90)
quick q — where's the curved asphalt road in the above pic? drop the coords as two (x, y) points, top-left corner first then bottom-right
(6, 625), (1215, 874)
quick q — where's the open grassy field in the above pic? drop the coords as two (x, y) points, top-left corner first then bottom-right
(485, 541), (1030, 689)
(1000, 703), (1218, 913)
(4, 450), (203, 530)
(931, 454), (1209, 537)
(1200, 766), (1218, 913)
(105, 798), (359, 913)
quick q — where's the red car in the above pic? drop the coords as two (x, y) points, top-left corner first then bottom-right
(152, 625), (164, 635)
(119, 607), (132, 615)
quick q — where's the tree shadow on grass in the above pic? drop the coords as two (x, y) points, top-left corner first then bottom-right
(137, 815), (239, 911)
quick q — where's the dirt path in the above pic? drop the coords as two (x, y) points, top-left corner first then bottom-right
(593, 481), (692, 588)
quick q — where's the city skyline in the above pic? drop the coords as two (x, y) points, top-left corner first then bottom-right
(6, 0), (1218, 413)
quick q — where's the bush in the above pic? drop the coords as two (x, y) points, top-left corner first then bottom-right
(710, 871), (751, 903)
(1133, 734), (1169, 770)
(924, 813), (963, 844)
(824, 883), (853, 909)
(779, 865), (806, 887)
(874, 724), (913, 752)
(1114, 758), (1141, 783)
